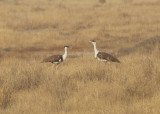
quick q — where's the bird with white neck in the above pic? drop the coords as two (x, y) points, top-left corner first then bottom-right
(42, 46), (70, 65)
(89, 40), (120, 63)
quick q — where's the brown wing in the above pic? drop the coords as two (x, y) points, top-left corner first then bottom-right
(97, 52), (120, 63)
(42, 55), (62, 63)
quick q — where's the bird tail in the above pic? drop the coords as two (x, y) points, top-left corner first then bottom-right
(113, 58), (120, 63)
(116, 59), (120, 63)
(117, 60), (120, 63)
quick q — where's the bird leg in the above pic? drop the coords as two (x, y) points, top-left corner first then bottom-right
(55, 64), (58, 70)
(55, 64), (59, 76)
(107, 61), (111, 65)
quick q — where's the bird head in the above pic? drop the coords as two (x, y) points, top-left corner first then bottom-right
(89, 40), (96, 45)
(64, 46), (69, 48)
(64, 46), (71, 50)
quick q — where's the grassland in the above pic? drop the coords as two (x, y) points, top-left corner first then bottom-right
(0, 0), (160, 113)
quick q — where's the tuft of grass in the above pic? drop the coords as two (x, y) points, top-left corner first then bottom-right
(0, 85), (13, 109)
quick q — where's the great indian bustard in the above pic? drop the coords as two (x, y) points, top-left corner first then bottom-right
(41, 46), (69, 68)
(89, 40), (120, 63)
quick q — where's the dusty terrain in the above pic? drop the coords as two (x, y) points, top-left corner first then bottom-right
(0, 0), (160, 113)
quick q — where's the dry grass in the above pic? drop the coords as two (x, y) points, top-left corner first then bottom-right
(0, 0), (160, 113)
(0, 0), (160, 51)
(0, 48), (160, 114)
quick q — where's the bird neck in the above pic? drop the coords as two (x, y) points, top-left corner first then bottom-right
(62, 48), (68, 60)
(93, 43), (99, 58)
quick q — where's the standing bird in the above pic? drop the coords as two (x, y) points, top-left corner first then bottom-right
(89, 40), (120, 63)
(42, 46), (69, 66)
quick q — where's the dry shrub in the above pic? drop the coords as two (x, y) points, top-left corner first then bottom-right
(0, 85), (13, 109)
(0, 49), (160, 113)
(124, 53), (160, 102)
(0, 0), (160, 113)
(0, 0), (160, 50)
(0, 58), (45, 110)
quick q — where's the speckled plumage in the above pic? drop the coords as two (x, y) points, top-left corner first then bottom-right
(42, 46), (69, 65)
(97, 52), (120, 63)
(90, 40), (120, 63)
(42, 55), (63, 64)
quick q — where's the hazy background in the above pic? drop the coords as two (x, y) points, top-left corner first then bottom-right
(0, 0), (160, 113)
